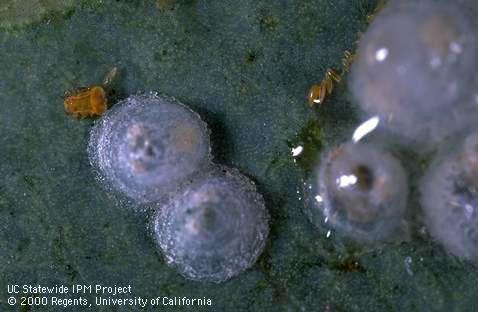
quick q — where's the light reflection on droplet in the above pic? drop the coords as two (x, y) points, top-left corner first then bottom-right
(336, 174), (358, 188)
(450, 42), (463, 54)
(292, 145), (304, 157)
(352, 116), (380, 143)
(315, 195), (323, 203)
(375, 47), (389, 62)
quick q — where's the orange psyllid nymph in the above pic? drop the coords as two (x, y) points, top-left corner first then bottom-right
(64, 86), (107, 118)
(307, 69), (341, 107)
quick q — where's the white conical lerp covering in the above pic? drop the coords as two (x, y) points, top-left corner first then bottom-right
(305, 142), (408, 242)
(350, 0), (478, 144)
(88, 93), (211, 203)
(421, 131), (478, 261)
(154, 165), (269, 283)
